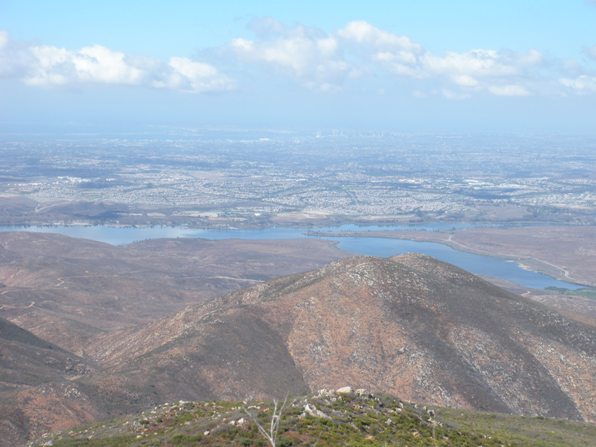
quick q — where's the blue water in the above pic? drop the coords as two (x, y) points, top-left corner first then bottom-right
(0, 224), (585, 290)
(0, 223), (478, 244)
(329, 237), (583, 290)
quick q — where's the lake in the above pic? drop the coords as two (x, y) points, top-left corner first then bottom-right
(0, 224), (584, 290)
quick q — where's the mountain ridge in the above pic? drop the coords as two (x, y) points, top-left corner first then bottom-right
(83, 254), (595, 422)
(2, 250), (594, 446)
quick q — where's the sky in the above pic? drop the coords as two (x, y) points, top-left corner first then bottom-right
(1, 0), (596, 134)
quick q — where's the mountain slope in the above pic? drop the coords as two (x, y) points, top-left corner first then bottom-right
(0, 232), (344, 353)
(87, 254), (595, 422)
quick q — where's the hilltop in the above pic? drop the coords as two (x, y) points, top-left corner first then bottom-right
(32, 389), (596, 447)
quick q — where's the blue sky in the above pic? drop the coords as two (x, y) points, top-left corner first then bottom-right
(1, 0), (595, 133)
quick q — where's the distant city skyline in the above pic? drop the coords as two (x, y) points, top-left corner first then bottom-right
(1, 0), (595, 134)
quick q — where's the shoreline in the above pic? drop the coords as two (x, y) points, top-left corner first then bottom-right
(1, 223), (592, 289)
(307, 230), (594, 289)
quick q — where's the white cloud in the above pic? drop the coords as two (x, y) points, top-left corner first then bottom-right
(338, 21), (421, 53)
(0, 31), (232, 93)
(74, 45), (144, 84)
(421, 49), (542, 96)
(339, 21), (425, 79)
(336, 22), (542, 96)
(153, 57), (234, 93)
(335, 22), (541, 96)
(229, 20), (425, 88)
(560, 75), (596, 93)
(2, 22), (593, 98)
(424, 50), (516, 78)
(372, 49), (424, 78)
(25, 44), (144, 86)
(230, 22), (352, 91)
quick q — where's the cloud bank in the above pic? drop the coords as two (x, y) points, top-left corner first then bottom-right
(0, 31), (234, 93)
(228, 20), (567, 97)
(1, 20), (595, 97)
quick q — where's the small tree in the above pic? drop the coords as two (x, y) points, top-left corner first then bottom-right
(243, 396), (288, 447)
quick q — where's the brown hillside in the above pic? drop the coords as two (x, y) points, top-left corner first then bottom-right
(87, 254), (595, 423)
(0, 232), (344, 353)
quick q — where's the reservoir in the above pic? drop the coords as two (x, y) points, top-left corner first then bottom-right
(0, 224), (585, 290)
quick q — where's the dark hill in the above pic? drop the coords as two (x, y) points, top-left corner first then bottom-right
(0, 317), (95, 447)
(0, 316), (89, 388)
